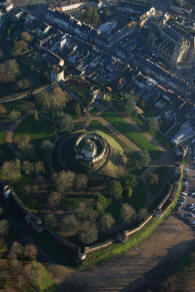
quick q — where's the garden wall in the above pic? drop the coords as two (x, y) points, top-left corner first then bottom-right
(4, 175), (181, 263)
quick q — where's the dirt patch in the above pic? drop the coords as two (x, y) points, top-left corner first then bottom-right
(71, 216), (195, 292)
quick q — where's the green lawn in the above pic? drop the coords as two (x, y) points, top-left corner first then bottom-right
(4, 99), (34, 114)
(102, 110), (161, 159)
(89, 120), (132, 155)
(14, 115), (55, 160)
(32, 262), (54, 291)
(111, 95), (171, 149)
(13, 175), (42, 213)
(95, 130), (124, 155)
(64, 196), (93, 211)
(0, 130), (6, 145)
(0, 130), (13, 160)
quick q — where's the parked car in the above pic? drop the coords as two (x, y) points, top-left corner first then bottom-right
(183, 182), (188, 187)
(189, 213), (195, 218)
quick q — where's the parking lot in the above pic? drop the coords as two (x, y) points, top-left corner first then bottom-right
(175, 163), (195, 226)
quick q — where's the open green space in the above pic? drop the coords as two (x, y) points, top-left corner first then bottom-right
(14, 115), (55, 155)
(4, 99), (34, 114)
(89, 120), (132, 155)
(102, 110), (161, 159)
(0, 62), (46, 98)
(0, 130), (7, 145)
(31, 262), (54, 291)
(0, 130), (13, 160)
(13, 175), (41, 213)
(111, 95), (171, 149)
(64, 196), (94, 211)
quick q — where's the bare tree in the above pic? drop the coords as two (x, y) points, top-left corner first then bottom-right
(43, 213), (57, 229)
(34, 161), (45, 176)
(0, 59), (21, 83)
(74, 174), (88, 190)
(52, 170), (75, 193)
(78, 222), (98, 245)
(0, 159), (21, 182)
(41, 139), (54, 153)
(60, 215), (79, 232)
(100, 213), (115, 231)
(120, 204), (135, 222)
(48, 192), (62, 210)
(8, 241), (23, 259)
(8, 110), (21, 122)
(22, 161), (34, 176)
(107, 180), (123, 200)
(35, 85), (68, 118)
(23, 244), (37, 261)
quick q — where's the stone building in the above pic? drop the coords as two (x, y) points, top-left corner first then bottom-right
(50, 65), (64, 82)
(74, 133), (107, 164)
(146, 24), (190, 66)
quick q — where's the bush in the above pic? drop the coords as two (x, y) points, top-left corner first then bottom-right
(74, 174), (88, 190)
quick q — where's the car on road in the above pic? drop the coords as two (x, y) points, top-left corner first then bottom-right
(191, 192), (195, 197)
(189, 213), (195, 218)
(181, 192), (187, 196)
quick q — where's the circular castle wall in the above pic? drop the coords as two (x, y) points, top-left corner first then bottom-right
(74, 133), (106, 164)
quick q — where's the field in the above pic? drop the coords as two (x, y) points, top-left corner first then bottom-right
(14, 115), (55, 158)
(102, 110), (161, 159)
(111, 95), (171, 149)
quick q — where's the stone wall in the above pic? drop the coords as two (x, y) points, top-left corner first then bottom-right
(75, 132), (106, 164)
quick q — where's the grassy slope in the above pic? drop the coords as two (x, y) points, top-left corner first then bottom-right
(89, 120), (132, 154)
(102, 110), (161, 159)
